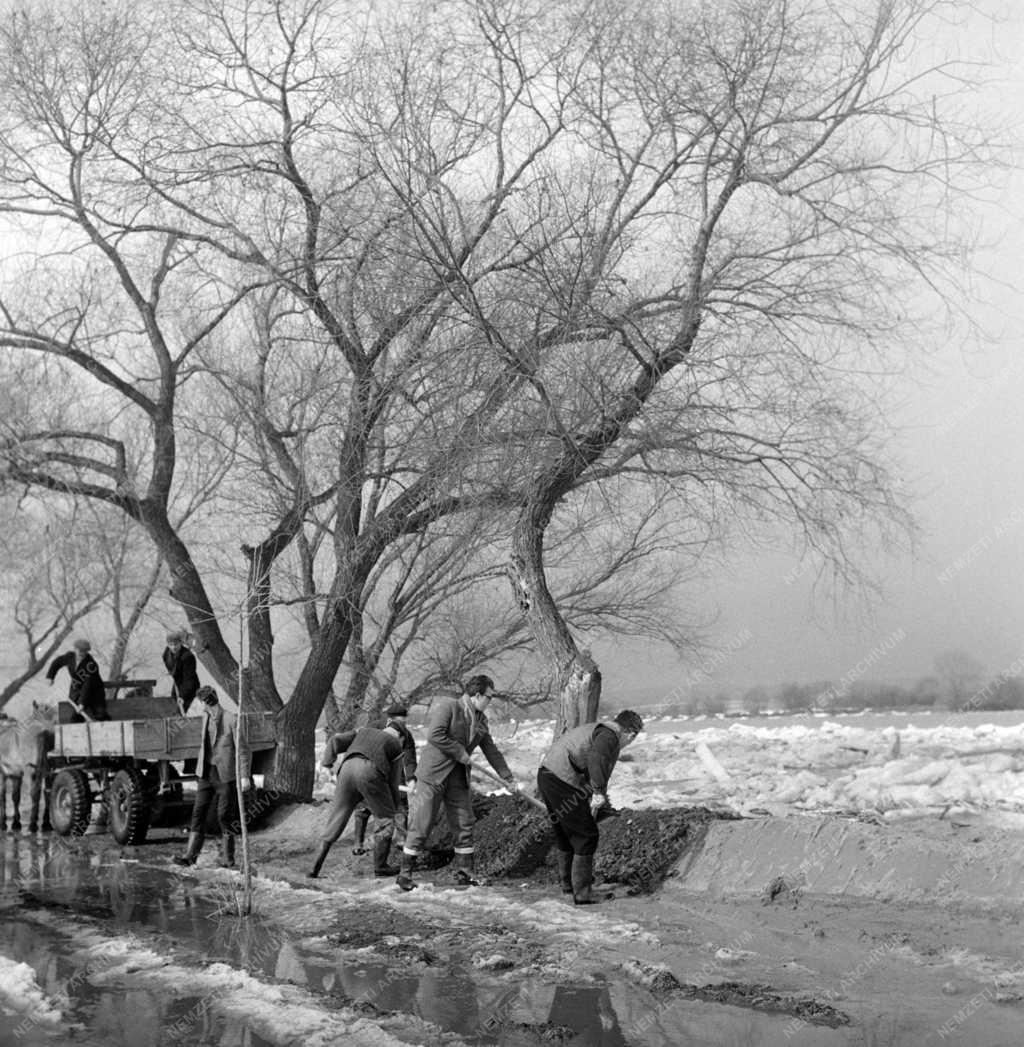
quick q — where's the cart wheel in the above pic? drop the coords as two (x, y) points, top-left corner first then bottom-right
(49, 769), (92, 837)
(108, 768), (149, 846)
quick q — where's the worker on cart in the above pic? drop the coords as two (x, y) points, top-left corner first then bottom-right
(46, 638), (109, 722)
(163, 630), (201, 715)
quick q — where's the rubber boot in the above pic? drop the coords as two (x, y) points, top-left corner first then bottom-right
(571, 854), (614, 905)
(556, 850), (574, 894)
(173, 831), (204, 867)
(219, 834), (236, 869)
(372, 834), (400, 878)
(396, 851), (417, 892)
(452, 852), (488, 887)
(352, 807), (370, 856)
(308, 841), (332, 879)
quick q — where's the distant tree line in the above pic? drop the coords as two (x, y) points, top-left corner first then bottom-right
(659, 673), (1024, 717)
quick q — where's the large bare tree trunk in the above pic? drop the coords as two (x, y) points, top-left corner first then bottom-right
(510, 499), (601, 735)
(147, 515), (244, 696)
(268, 564), (366, 797)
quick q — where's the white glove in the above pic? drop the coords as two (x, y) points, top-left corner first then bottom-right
(589, 793), (606, 816)
(507, 780), (521, 794)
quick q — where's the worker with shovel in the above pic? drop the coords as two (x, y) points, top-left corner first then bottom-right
(46, 638), (109, 722)
(397, 675), (521, 891)
(162, 629), (201, 715)
(350, 704), (417, 858)
(536, 710), (643, 905)
(308, 721), (406, 880)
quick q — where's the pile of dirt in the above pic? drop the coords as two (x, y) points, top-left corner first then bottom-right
(254, 793), (735, 893)
(424, 795), (734, 892)
(592, 806), (734, 890)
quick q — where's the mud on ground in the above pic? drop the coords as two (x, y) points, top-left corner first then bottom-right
(243, 794), (1024, 1044)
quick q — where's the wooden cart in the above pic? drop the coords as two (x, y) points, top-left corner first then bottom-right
(47, 692), (277, 845)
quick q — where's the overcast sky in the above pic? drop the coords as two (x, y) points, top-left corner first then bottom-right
(599, 1), (1024, 703)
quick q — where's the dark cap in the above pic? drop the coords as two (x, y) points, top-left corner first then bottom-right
(614, 709), (644, 734)
(384, 704), (409, 719)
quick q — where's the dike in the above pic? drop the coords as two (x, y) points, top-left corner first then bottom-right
(667, 814), (1024, 911)
(252, 797), (1024, 911)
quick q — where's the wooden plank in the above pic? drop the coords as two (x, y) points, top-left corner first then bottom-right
(132, 718), (201, 760)
(53, 721), (135, 758)
(107, 696), (179, 722)
(57, 695), (178, 724)
(104, 679), (157, 695)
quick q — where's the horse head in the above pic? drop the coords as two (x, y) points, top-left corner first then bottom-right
(30, 700), (57, 727)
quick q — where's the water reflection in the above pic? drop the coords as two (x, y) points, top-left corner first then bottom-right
(546, 982), (627, 1046)
(6, 837), (1006, 1047)
(416, 966), (481, 1033)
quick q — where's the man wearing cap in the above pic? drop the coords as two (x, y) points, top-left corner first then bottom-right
(162, 630), (201, 715)
(350, 704), (417, 857)
(536, 709), (643, 905)
(309, 721), (406, 879)
(173, 686), (251, 868)
(397, 674), (521, 891)
(45, 639), (108, 722)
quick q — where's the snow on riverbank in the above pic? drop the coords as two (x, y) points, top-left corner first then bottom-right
(0, 955), (64, 1032)
(314, 714), (1024, 825)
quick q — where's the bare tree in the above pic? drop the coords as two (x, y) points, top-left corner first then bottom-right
(0, 497), (169, 709)
(335, 489), (703, 723)
(0, 0), (995, 792)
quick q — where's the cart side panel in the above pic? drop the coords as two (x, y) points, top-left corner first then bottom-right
(133, 712), (278, 760)
(52, 711), (277, 762)
(53, 721), (135, 758)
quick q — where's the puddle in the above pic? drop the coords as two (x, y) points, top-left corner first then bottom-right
(0, 835), (1012, 1046)
(1, 914), (277, 1047)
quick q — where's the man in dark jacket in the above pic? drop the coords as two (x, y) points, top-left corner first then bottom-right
(162, 630), (200, 715)
(46, 638), (108, 721)
(173, 686), (251, 869)
(351, 704), (417, 856)
(536, 709), (643, 905)
(397, 674), (520, 891)
(309, 723), (406, 879)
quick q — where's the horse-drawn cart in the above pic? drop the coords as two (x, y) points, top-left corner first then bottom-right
(47, 691), (277, 845)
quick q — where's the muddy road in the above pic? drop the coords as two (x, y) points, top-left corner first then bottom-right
(1, 808), (1022, 1046)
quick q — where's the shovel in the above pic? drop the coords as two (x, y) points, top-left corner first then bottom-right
(470, 760), (548, 814)
(66, 696), (94, 722)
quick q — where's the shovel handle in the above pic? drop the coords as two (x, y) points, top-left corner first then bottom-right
(68, 698), (94, 723)
(470, 760), (547, 814)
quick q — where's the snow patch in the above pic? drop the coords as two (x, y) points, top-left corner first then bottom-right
(0, 955), (64, 1030)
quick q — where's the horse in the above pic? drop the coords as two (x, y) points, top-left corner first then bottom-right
(0, 702), (55, 833)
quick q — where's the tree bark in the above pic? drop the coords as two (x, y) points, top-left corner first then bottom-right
(269, 584), (361, 798)
(510, 496), (602, 734)
(144, 512), (242, 695)
(270, 703), (318, 801)
(242, 541), (283, 712)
